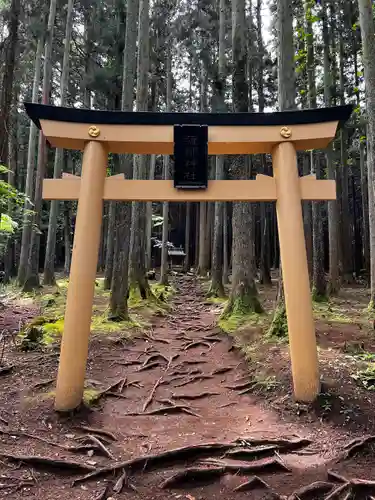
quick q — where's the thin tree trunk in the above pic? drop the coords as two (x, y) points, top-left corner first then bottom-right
(109, 0), (139, 319)
(357, 0), (375, 307)
(17, 32), (44, 285)
(128, 0), (152, 299)
(208, 0), (226, 297)
(146, 154), (156, 271)
(360, 139), (370, 280)
(43, 0), (74, 285)
(23, 0), (57, 291)
(104, 202), (116, 289)
(183, 203), (191, 272)
(223, 0), (262, 319)
(223, 202), (229, 284)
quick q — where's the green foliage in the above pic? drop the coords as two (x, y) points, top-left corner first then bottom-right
(219, 293), (264, 333)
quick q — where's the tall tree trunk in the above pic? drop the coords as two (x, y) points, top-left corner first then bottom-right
(305, 0), (326, 300)
(223, 0), (262, 320)
(128, 0), (152, 300)
(104, 202), (116, 289)
(322, 0), (340, 295)
(183, 203), (191, 272)
(160, 43), (172, 286)
(357, 0), (375, 307)
(268, 0), (296, 336)
(223, 202), (229, 284)
(360, 139), (370, 281)
(208, 0), (226, 297)
(109, 0), (139, 319)
(18, 25), (44, 285)
(23, 0), (57, 291)
(43, 0), (74, 285)
(146, 154), (156, 271)
(0, 0), (19, 165)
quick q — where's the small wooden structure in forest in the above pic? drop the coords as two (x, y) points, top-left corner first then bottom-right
(25, 102), (352, 412)
(168, 247), (186, 270)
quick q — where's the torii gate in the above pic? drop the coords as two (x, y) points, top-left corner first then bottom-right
(25, 103), (352, 412)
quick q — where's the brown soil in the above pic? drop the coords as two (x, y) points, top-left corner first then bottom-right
(0, 277), (374, 499)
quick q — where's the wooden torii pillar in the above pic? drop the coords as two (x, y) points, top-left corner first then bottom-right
(25, 103), (352, 412)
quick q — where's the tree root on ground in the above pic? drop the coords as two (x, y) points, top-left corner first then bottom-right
(198, 457), (291, 473)
(183, 341), (212, 351)
(72, 442), (237, 485)
(211, 367), (233, 375)
(142, 377), (163, 412)
(233, 475), (270, 492)
(174, 375), (213, 388)
(86, 434), (115, 460)
(287, 481), (333, 499)
(93, 485), (109, 500)
(171, 392), (220, 401)
(161, 458), (289, 489)
(137, 361), (161, 372)
(339, 435), (375, 460)
(113, 469), (137, 493)
(74, 426), (116, 441)
(0, 453), (96, 473)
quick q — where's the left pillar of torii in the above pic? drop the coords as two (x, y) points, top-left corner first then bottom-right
(25, 102), (352, 411)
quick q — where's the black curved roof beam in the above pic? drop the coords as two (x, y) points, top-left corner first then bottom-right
(24, 103), (353, 155)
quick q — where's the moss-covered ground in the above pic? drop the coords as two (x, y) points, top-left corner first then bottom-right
(15, 276), (175, 351)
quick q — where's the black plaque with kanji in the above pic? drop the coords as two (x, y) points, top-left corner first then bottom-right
(173, 125), (208, 189)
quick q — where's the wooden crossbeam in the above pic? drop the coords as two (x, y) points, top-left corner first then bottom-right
(43, 174), (336, 202)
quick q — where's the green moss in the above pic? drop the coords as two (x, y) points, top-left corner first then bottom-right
(91, 313), (139, 337)
(267, 303), (288, 339)
(18, 316), (64, 350)
(312, 288), (328, 303)
(206, 296), (228, 305)
(313, 301), (353, 324)
(151, 283), (175, 302)
(219, 311), (265, 333)
(83, 388), (102, 405)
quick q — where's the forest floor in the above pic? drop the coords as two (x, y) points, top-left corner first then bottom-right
(0, 276), (375, 498)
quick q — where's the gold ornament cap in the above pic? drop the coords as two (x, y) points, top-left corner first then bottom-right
(280, 126), (292, 139)
(88, 125), (100, 138)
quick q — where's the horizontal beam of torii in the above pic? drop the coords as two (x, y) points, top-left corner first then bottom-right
(44, 173), (336, 202)
(24, 102), (353, 413)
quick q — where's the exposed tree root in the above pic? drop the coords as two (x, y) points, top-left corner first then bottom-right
(137, 361), (161, 372)
(340, 435), (375, 460)
(0, 365), (13, 375)
(199, 457), (291, 474)
(171, 392), (219, 401)
(31, 378), (55, 390)
(287, 481), (333, 499)
(143, 377), (163, 412)
(166, 354), (179, 370)
(226, 381), (253, 391)
(225, 445), (279, 460)
(94, 485), (109, 500)
(211, 367), (233, 375)
(0, 429), (101, 454)
(74, 426), (116, 442)
(327, 470), (348, 483)
(325, 483), (350, 500)
(161, 458), (289, 489)
(113, 469), (137, 493)
(183, 341), (212, 351)
(160, 467), (225, 488)
(234, 437), (312, 452)
(233, 475), (270, 492)
(109, 360), (142, 368)
(86, 434), (115, 460)
(0, 453), (96, 473)
(73, 442), (237, 485)
(174, 375), (213, 388)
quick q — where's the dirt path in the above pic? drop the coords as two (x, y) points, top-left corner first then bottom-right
(1, 276), (375, 499)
